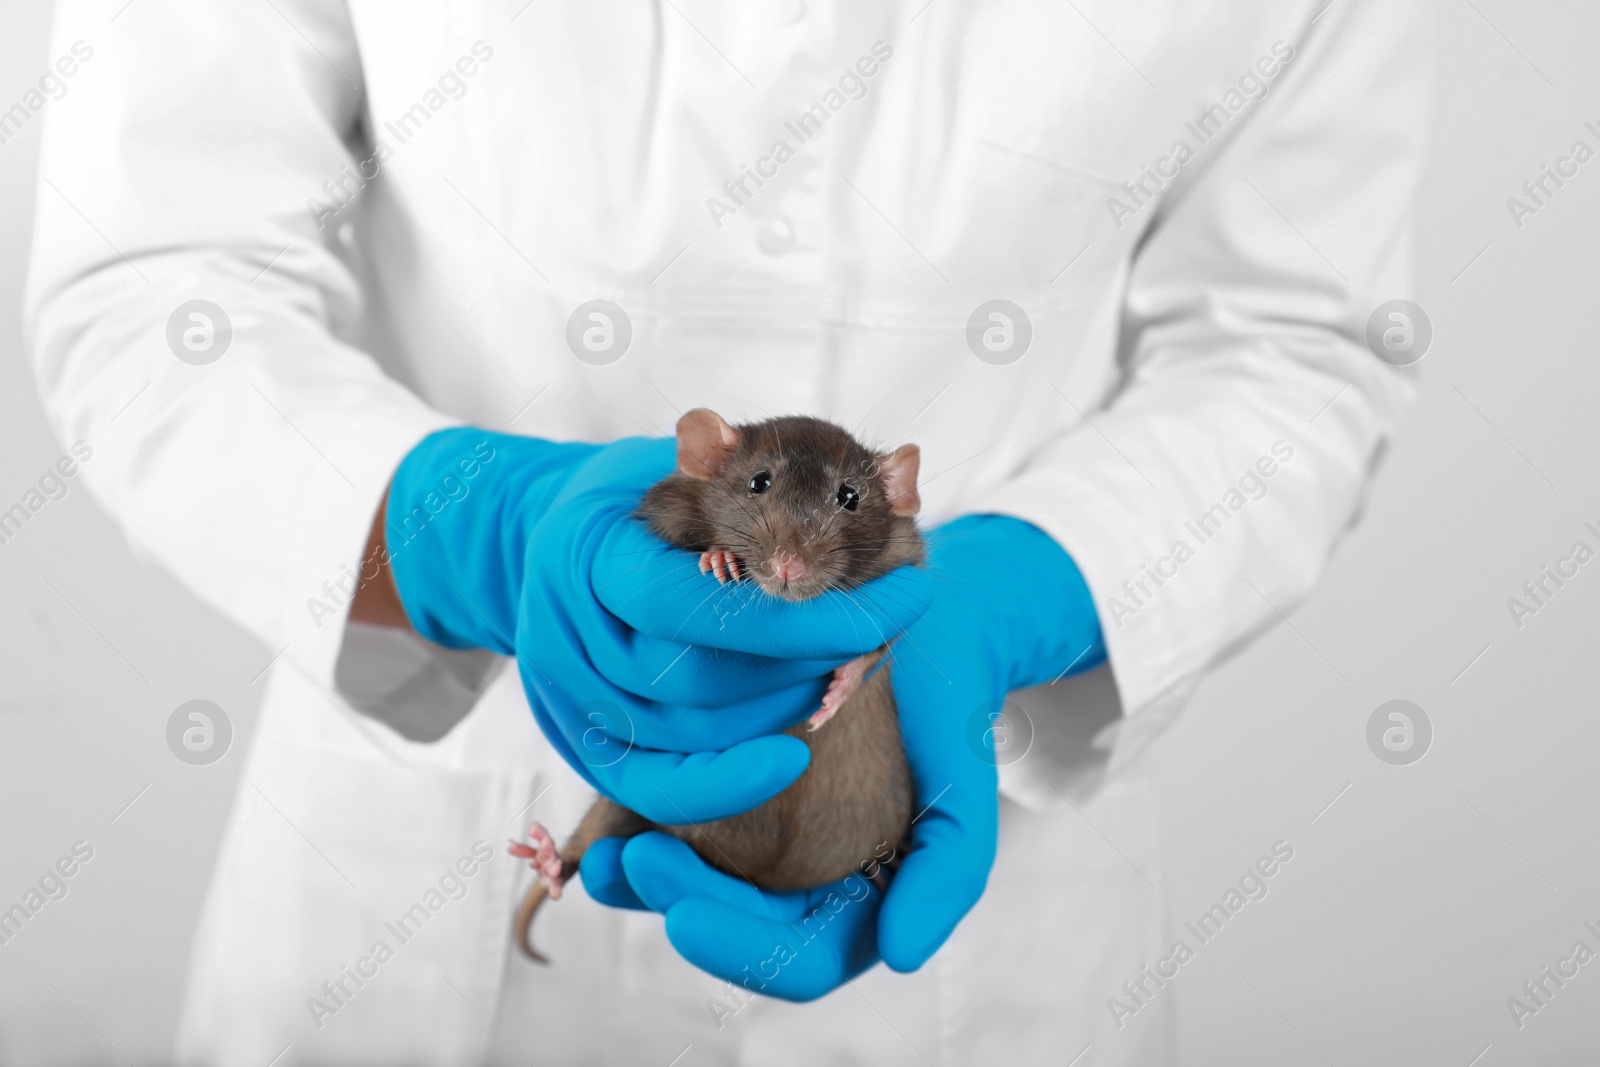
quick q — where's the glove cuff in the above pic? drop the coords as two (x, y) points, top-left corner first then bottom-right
(386, 426), (596, 651)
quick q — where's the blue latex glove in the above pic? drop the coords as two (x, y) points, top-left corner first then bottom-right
(384, 427), (934, 825)
(581, 513), (1106, 999)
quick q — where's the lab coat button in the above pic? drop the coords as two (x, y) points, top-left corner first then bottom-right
(757, 218), (796, 255)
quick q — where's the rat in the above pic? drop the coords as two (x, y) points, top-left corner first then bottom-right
(509, 408), (925, 961)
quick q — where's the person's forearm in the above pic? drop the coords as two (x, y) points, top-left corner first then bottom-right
(348, 487), (413, 630)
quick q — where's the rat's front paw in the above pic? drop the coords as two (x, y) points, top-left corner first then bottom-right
(699, 548), (744, 584)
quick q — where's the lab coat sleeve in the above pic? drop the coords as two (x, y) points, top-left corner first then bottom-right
(22, 1), (456, 686)
(971, 2), (1435, 759)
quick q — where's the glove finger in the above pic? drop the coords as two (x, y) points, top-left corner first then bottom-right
(587, 625), (841, 709)
(626, 678), (830, 751)
(559, 548), (843, 704)
(664, 896), (879, 1002)
(593, 519), (934, 659)
(877, 788), (997, 973)
(587, 734), (812, 825)
(614, 675), (825, 751)
(618, 832), (800, 915)
(876, 653), (999, 972)
(528, 654), (828, 754)
(517, 657), (811, 816)
(577, 836), (649, 911)
(619, 833), (883, 1000)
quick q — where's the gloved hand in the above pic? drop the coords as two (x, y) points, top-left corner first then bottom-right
(581, 513), (1106, 998)
(384, 427), (934, 825)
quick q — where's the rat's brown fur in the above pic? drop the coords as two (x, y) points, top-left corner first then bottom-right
(514, 414), (923, 961)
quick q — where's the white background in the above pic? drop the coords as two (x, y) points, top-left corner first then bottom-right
(1, 2), (1597, 1064)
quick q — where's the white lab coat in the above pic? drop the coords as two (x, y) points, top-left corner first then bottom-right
(24, 1), (1434, 1064)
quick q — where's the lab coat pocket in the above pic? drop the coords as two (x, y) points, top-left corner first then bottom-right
(177, 662), (530, 1067)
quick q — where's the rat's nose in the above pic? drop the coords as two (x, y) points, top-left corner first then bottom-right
(768, 551), (807, 584)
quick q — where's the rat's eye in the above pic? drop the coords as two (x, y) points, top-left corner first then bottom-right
(836, 483), (860, 511)
(748, 470), (772, 494)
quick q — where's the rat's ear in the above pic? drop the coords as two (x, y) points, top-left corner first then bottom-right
(676, 408), (741, 481)
(879, 443), (921, 516)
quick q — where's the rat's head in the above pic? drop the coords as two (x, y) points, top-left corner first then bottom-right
(674, 408), (923, 601)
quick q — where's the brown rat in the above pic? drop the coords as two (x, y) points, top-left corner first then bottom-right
(509, 409), (925, 961)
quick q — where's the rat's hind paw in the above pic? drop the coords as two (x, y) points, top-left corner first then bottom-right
(699, 548), (743, 584)
(807, 651), (879, 731)
(509, 823), (568, 899)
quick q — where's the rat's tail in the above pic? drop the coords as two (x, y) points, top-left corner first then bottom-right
(509, 797), (656, 963)
(514, 880), (553, 963)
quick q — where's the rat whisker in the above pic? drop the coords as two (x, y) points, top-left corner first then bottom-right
(814, 576), (873, 653)
(844, 585), (955, 683)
